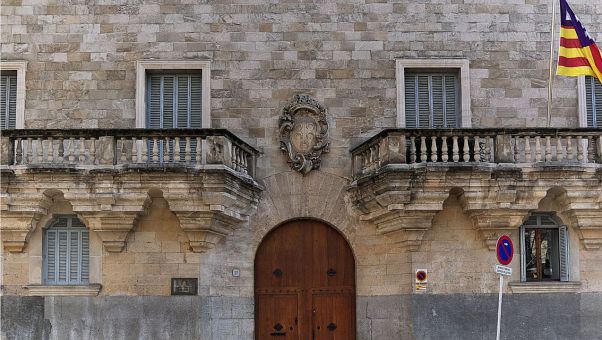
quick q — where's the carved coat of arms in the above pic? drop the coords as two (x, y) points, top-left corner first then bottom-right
(279, 94), (329, 175)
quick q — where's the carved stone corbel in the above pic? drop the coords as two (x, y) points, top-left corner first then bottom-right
(175, 209), (246, 252)
(466, 210), (528, 250)
(361, 210), (440, 251)
(566, 209), (602, 250)
(83, 213), (139, 252)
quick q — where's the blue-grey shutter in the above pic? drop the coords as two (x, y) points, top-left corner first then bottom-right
(0, 74), (17, 129)
(45, 230), (57, 282)
(81, 230), (89, 281)
(44, 216), (89, 285)
(58, 231), (68, 282)
(559, 225), (569, 282)
(444, 74), (458, 128)
(405, 74), (418, 128)
(189, 74), (202, 128)
(417, 75), (430, 128)
(585, 76), (601, 127)
(148, 75), (162, 128)
(431, 75), (444, 128)
(520, 225), (526, 282)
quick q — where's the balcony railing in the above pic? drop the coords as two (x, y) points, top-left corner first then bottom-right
(351, 128), (602, 179)
(1, 129), (259, 179)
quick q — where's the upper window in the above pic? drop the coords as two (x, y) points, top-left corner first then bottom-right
(1, 71), (17, 129)
(43, 215), (89, 285)
(584, 76), (600, 127)
(396, 59), (471, 128)
(136, 60), (210, 129)
(0, 60), (27, 129)
(146, 73), (202, 128)
(520, 213), (569, 282)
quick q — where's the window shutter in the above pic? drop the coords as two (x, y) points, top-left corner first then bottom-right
(404, 74), (418, 128)
(0, 74), (17, 129)
(444, 74), (458, 128)
(45, 230), (57, 282)
(162, 76), (175, 129)
(177, 75), (189, 128)
(520, 225), (526, 282)
(58, 231), (68, 282)
(431, 75), (444, 128)
(586, 76), (601, 127)
(189, 74), (202, 128)
(417, 75), (430, 128)
(148, 75), (162, 128)
(559, 225), (569, 282)
(81, 230), (89, 281)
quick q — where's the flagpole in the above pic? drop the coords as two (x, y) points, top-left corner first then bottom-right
(546, 0), (557, 127)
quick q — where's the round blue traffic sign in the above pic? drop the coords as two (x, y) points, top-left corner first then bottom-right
(496, 235), (514, 265)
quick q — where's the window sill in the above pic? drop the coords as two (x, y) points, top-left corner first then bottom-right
(25, 284), (102, 296)
(508, 281), (581, 294)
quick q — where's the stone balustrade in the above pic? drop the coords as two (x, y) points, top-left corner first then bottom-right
(351, 128), (602, 179)
(1, 129), (258, 179)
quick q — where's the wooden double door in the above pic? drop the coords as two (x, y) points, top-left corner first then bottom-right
(255, 220), (356, 340)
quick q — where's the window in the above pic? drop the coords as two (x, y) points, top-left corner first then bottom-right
(0, 60), (26, 129)
(43, 215), (89, 285)
(404, 72), (459, 128)
(146, 73), (202, 129)
(396, 59), (471, 128)
(584, 75), (600, 127)
(520, 213), (569, 282)
(136, 60), (210, 128)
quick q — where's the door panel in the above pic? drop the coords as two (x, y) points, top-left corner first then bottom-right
(312, 292), (355, 340)
(256, 293), (300, 339)
(255, 220), (356, 340)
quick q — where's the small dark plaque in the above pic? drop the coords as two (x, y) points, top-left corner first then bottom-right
(171, 278), (198, 296)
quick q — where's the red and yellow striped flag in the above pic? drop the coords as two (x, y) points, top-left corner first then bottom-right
(557, 0), (602, 83)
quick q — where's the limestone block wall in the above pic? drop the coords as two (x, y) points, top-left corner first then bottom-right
(2, 0), (602, 180)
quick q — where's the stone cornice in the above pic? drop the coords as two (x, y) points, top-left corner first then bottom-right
(25, 284), (102, 296)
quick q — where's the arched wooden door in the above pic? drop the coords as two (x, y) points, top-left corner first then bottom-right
(255, 219), (356, 340)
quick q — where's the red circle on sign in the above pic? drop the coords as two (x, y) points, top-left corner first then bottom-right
(496, 235), (514, 265)
(416, 271), (427, 282)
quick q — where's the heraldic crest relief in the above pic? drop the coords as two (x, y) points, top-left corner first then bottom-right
(279, 94), (330, 175)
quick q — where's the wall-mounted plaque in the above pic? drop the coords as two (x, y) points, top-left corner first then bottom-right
(171, 278), (198, 295)
(279, 94), (329, 175)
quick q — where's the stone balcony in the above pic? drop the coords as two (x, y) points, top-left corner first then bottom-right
(0, 129), (263, 253)
(348, 128), (602, 251)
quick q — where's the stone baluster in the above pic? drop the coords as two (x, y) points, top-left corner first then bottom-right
(463, 136), (469, 162)
(141, 137), (148, 163)
(452, 136), (459, 162)
(164, 137), (171, 163)
(410, 137), (416, 163)
(545, 136), (552, 162)
(57, 138), (64, 161)
(152, 137), (159, 162)
(74, 138), (81, 162)
(90, 137), (96, 164)
(131, 137), (138, 163)
(441, 136), (448, 162)
(430, 136), (438, 162)
(47, 137), (54, 163)
(67, 137), (75, 162)
(587, 136), (594, 163)
(79, 138), (86, 162)
(174, 137), (181, 162)
(566, 136), (573, 161)
(513, 136), (520, 162)
(524, 136), (531, 162)
(185, 137), (192, 163)
(25, 138), (32, 163)
(15, 138), (22, 164)
(534, 136), (541, 162)
(120, 137), (127, 163)
(576, 136), (584, 162)
(36, 138), (43, 163)
(556, 137), (563, 162)
(195, 137), (202, 165)
(597, 135), (602, 163)
(420, 136), (427, 162)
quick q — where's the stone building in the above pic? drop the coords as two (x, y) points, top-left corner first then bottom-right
(1, 0), (602, 339)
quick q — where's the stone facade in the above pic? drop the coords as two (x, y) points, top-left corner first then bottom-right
(2, 0), (602, 339)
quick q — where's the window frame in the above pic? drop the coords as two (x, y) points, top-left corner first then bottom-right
(43, 215), (90, 285)
(396, 59), (471, 128)
(577, 75), (600, 127)
(0, 60), (27, 129)
(519, 213), (569, 283)
(136, 60), (211, 128)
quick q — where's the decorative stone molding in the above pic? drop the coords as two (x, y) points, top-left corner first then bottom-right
(508, 281), (581, 294)
(465, 210), (530, 250)
(25, 284), (102, 296)
(176, 210), (245, 252)
(279, 94), (329, 175)
(84, 214), (140, 252)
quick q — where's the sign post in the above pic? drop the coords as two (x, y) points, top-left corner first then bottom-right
(495, 235), (514, 340)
